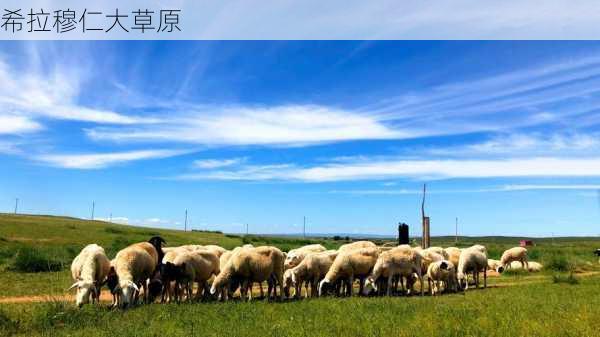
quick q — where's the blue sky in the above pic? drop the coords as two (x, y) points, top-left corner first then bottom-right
(1, 41), (600, 237)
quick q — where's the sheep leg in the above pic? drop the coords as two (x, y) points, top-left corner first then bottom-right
(304, 281), (310, 299)
(418, 272), (424, 296)
(348, 275), (354, 297)
(259, 282), (264, 298)
(386, 275), (393, 296)
(483, 269), (487, 288)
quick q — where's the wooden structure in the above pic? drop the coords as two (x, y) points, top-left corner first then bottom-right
(519, 240), (534, 247)
(398, 223), (409, 245)
(421, 184), (431, 249)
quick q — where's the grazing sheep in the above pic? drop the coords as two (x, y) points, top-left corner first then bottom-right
(424, 246), (449, 259)
(363, 246), (423, 296)
(210, 246), (284, 301)
(595, 249), (600, 263)
(506, 260), (543, 272)
(415, 248), (444, 274)
(289, 250), (338, 298)
(319, 247), (379, 297)
(487, 259), (503, 272)
(284, 244), (327, 269)
(338, 241), (377, 253)
(457, 247), (488, 290)
(168, 250), (220, 301)
(426, 260), (456, 295)
(68, 244), (111, 307)
(500, 247), (528, 271)
(470, 244), (487, 256)
(204, 245), (227, 257)
(444, 247), (461, 270)
(160, 247), (190, 302)
(114, 245), (157, 308)
(282, 269), (296, 298)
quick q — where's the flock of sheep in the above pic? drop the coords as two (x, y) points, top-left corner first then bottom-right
(68, 236), (540, 308)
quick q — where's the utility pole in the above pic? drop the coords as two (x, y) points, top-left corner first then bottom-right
(246, 223), (249, 235)
(455, 217), (458, 244)
(184, 209), (188, 232)
(14, 198), (18, 214)
(303, 216), (306, 238)
(91, 201), (95, 220)
(110, 213), (112, 223)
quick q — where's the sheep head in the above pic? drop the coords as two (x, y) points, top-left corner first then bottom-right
(68, 280), (96, 307)
(117, 280), (140, 308)
(362, 277), (377, 296)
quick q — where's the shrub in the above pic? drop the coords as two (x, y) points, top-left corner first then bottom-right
(9, 247), (63, 272)
(552, 272), (579, 285)
(105, 227), (125, 234)
(545, 254), (572, 272)
(0, 309), (19, 337)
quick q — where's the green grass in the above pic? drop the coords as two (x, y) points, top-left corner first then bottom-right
(2, 213), (600, 336)
(1, 275), (599, 337)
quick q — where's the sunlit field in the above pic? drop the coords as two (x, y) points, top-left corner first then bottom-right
(1, 213), (599, 337)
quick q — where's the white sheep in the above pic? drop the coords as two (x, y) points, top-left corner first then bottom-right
(444, 247), (462, 270)
(424, 246), (449, 259)
(210, 246), (284, 301)
(470, 244), (488, 256)
(319, 247), (379, 297)
(500, 247), (528, 271)
(169, 249), (220, 301)
(284, 244), (326, 269)
(288, 250), (338, 298)
(506, 260), (543, 272)
(114, 245), (157, 308)
(338, 240), (377, 253)
(457, 246), (488, 290)
(363, 245), (423, 296)
(68, 244), (111, 307)
(426, 260), (456, 295)
(487, 259), (502, 272)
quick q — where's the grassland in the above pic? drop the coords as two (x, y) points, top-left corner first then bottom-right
(1, 213), (599, 337)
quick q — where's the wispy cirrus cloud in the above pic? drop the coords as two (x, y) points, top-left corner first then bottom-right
(174, 157), (600, 182)
(330, 184), (600, 195)
(193, 157), (247, 169)
(36, 149), (191, 169)
(86, 105), (404, 146)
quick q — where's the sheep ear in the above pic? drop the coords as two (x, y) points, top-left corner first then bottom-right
(67, 281), (80, 291)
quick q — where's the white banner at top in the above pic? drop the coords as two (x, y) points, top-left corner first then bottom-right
(1, 0), (600, 40)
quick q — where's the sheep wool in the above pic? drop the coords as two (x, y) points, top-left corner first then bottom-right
(500, 247), (529, 270)
(457, 247), (488, 290)
(69, 244), (111, 307)
(114, 245), (157, 308)
(319, 247), (379, 297)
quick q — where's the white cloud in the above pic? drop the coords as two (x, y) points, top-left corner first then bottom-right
(193, 157), (247, 169)
(175, 157), (600, 182)
(427, 133), (600, 158)
(0, 115), (42, 134)
(86, 105), (404, 146)
(501, 184), (600, 191)
(0, 56), (156, 135)
(37, 149), (190, 169)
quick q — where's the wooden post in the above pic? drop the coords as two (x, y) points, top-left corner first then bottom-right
(421, 184), (430, 248)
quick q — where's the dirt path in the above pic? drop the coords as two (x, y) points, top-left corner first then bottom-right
(1, 271), (598, 304)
